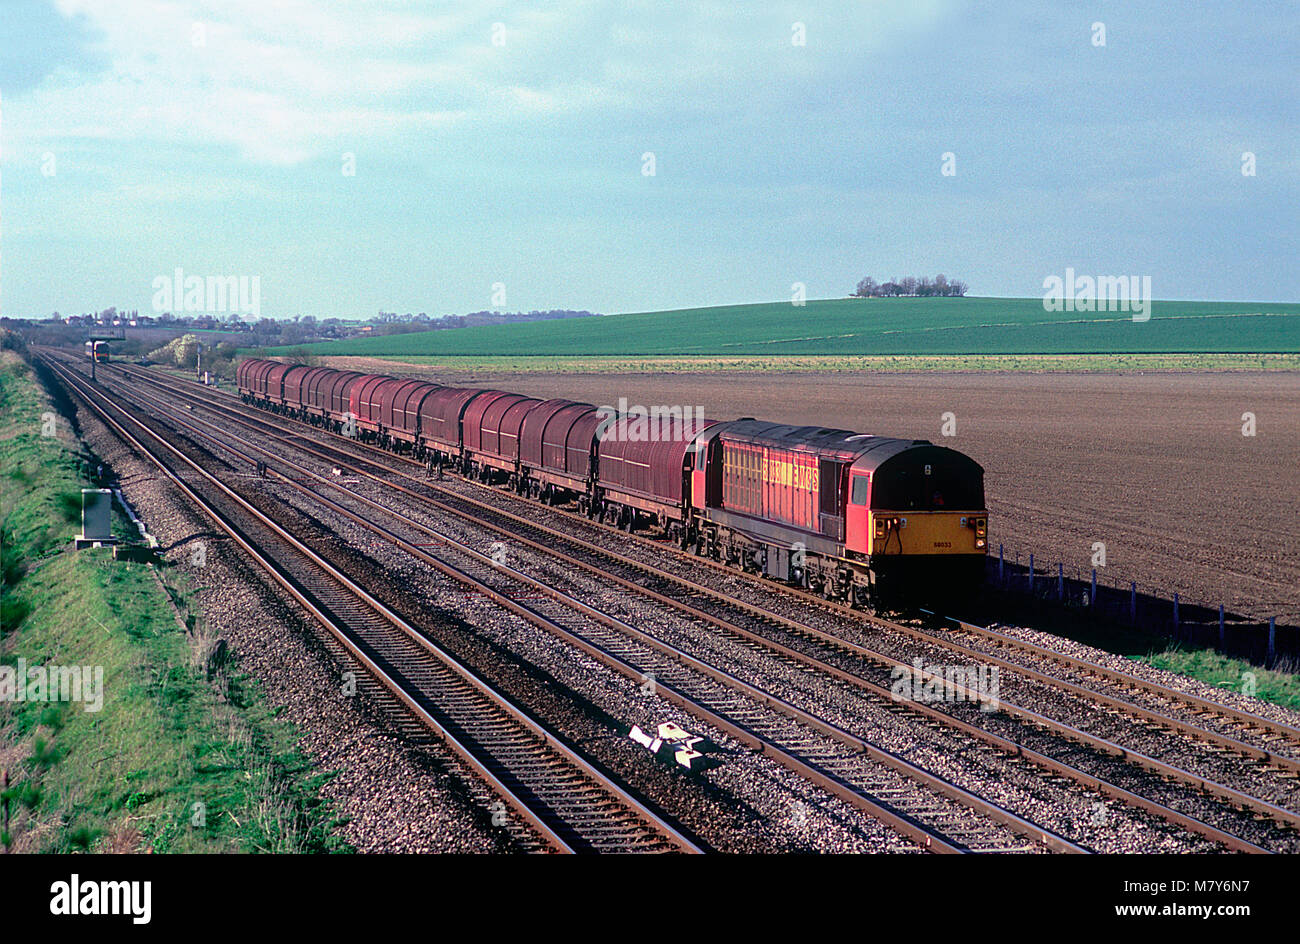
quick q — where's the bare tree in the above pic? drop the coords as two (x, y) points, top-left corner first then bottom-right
(851, 273), (970, 297)
(855, 276), (879, 298)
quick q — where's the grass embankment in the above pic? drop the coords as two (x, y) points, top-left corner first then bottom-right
(0, 351), (347, 852)
(1136, 649), (1300, 709)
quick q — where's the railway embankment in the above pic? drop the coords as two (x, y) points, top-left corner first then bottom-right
(0, 350), (345, 853)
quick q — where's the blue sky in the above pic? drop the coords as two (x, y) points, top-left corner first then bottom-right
(1, 0), (1296, 319)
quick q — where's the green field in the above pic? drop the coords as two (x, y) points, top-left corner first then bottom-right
(277, 297), (1300, 359)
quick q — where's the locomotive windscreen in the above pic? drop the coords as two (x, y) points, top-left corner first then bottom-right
(869, 446), (984, 511)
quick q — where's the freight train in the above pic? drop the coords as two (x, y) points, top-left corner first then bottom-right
(237, 359), (988, 605)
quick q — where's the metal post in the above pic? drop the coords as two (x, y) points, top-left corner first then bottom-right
(1090, 569), (1097, 607)
(1130, 582), (1137, 624)
(1058, 562), (1064, 599)
(1268, 617), (1276, 666)
(1029, 554), (1034, 593)
(1218, 604), (1225, 648)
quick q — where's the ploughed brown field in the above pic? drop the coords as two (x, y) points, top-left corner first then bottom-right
(328, 359), (1300, 623)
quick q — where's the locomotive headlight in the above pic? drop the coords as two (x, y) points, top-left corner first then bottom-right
(975, 538), (986, 549)
(973, 517), (987, 537)
(874, 518), (886, 538)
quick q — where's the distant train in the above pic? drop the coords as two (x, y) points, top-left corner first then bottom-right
(237, 359), (988, 604)
(85, 340), (110, 363)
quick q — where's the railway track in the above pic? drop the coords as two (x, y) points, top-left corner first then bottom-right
(105, 361), (1300, 760)
(50, 353), (1095, 854)
(62, 354), (1300, 850)
(44, 354), (701, 854)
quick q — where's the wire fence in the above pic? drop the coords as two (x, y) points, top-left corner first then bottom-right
(987, 544), (1298, 670)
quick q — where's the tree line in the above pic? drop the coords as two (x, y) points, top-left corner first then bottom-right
(853, 275), (968, 298)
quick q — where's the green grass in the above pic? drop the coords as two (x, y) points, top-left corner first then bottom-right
(1, 352), (348, 853)
(273, 297), (1300, 359)
(1138, 647), (1300, 709)
(976, 594), (1300, 710)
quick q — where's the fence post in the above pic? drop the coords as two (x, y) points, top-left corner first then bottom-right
(1173, 593), (1180, 637)
(998, 544), (1004, 585)
(1058, 562), (1064, 599)
(1130, 582), (1137, 624)
(1218, 604), (1225, 649)
(1029, 554), (1035, 594)
(1268, 617), (1276, 666)
(1090, 569), (1097, 607)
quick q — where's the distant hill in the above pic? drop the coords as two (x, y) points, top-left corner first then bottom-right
(269, 297), (1300, 358)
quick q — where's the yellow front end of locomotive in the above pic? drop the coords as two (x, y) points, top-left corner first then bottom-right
(868, 512), (987, 556)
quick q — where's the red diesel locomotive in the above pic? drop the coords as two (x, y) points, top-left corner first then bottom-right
(238, 358), (987, 603)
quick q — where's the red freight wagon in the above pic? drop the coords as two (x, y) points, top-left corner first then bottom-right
(349, 375), (390, 432)
(596, 415), (717, 525)
(368, 378), (406, 429)
(420, 387), (481, 457)
(498, 397), (542, 463)
(462, 391), (518, 455)
(516, 400), (598, 500)
(235, 358), (258, 391)
(263, 362), (295, 408)
(299, 367), (339, 417)
(475, 394), (536, 473)
(237, 358), (270, 398)
(378, 379), (425, 432)
(519, 399), (585, 469)
(248, 360), (278, 401)
(565, 411), (606, 480)
(389, 382), (441, 445)
(323, 371), (363, 418)
(281, 365), (313, 411)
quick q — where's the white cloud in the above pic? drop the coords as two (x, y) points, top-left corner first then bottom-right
(6, 1), (952, 165)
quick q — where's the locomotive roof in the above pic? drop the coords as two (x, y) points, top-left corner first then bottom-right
(717, 419), (934, 461)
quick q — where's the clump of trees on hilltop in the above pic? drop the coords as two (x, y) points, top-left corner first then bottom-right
(853, 275), (968, 298)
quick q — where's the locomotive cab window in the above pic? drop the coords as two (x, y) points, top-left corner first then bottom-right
(850, 475), (869, 505)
